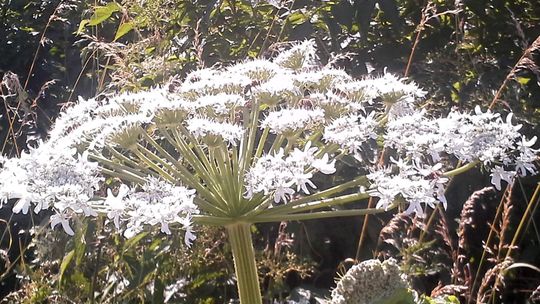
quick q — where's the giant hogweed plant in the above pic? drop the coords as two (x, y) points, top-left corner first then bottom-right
(0, 41), (538, 303)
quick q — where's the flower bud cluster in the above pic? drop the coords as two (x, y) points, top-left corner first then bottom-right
(330, 258), (409, 304)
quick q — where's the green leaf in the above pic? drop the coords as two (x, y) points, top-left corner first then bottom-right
(114, 22), (134, 41)
(77, 19), (90, 34)
(288, 11), (308, 25)
(88, 2), (122, 26)
(152, 278), (165, 304)
(516, 76), (531, 85)
(123, 231), (148, 252)
(74, 229), (87, 266)
(59, 250), (75, 287)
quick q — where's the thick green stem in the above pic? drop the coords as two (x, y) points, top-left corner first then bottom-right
(226, 223), (263, 304)
(253, 207), (387, 223)
(442, 160), (479, 177)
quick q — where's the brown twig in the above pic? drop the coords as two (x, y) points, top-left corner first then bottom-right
(488, 35), (540, 110)
(404, 1), (462, 77)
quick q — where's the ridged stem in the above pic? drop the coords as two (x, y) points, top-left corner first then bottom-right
(226, 222), (262, 304)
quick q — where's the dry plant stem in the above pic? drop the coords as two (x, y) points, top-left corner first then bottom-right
(468, 35), (540, 304)
(486, 186), (514, 303)
(488, 35), (540, 109)
(355, 151), (385, 260)
(416, 161), (476, 246)
(356, 1), (464, 255)
(2, 0), (64, 154)
(257, 6), (280, 57)
(405, 2), (462, 77)
(488, 183), (540, 303)
(404, 1), (429, 77)
(67, 48), (99, 103)
(0, 85), (20, 155)
(468, 186), (509, 304)
(522, 182), (540, 243)
(275, 0), (297, 43)
(506, 183), (540, 252)
(23, 1), (63, 90)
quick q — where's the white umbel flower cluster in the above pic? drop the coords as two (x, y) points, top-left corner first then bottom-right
(186, 117), (244, 146)
(245, 143), (336, 203)
(323, 112), (379, 158)
(0, 39), (537, 241)
(104, 177), (198, 245)
(330, 259), (410, 304)
(367, 159), (448, 217)
(261, 108), (325, 135)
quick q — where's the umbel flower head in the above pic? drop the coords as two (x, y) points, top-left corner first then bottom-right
(0, 40), (537, 246)
(330, 259), (412, 304)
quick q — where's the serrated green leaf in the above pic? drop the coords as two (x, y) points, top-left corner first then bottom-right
(114, 22), (134, 41)
(88, 2), (121, 26)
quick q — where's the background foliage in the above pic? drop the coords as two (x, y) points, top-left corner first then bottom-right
(1, 0), (539, 303)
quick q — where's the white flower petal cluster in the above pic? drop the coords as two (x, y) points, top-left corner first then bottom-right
(323, 112), (379, 158)
(385, 106), (538, 192)
(180, 68), (252, 97)
(368, 159), (448, 216)
(274, 40), (318, 70)
(195, 93), (247, 115)
(386, 107), (529, 164)
(186, 117), (244, 146)
(245, 143), (336, 203)
(0, 39), (537, 242)
(293, 68), (352, 92)
(330, 258), (410, 304)
(252, 74), (300, 106)
(227, 59), (283, 81)
(261, 108), (325, 135)
(103, 177), (198, 245)
(337, 73), (426, 106)
(0, 144), (101, 235)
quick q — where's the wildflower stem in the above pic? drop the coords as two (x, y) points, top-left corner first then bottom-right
(163, 127), (230, 206)
(254, 127), (270, 158)
(257, 176), (369, 216)
(191, 213), (234, 226)
(254, 191), (371, 220)
(105, 147), (155, 176)
(306, 131), (322, 144)
(145, 129), (228, 209)
(131, 147), (176, 183)
(253, 207), (386, 223)
(212, 147), (238, 212)
(171, 127), (218, 178)
(226, 222), (263, 304)
(88, 154), (147, 181)
(270, 134), (285, 153)
(442, 160), (479, 177)
(99, 168), (146, 184)
(240, 101), (261, 172)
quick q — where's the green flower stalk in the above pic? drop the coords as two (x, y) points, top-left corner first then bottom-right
(0, 40), (537, 303)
